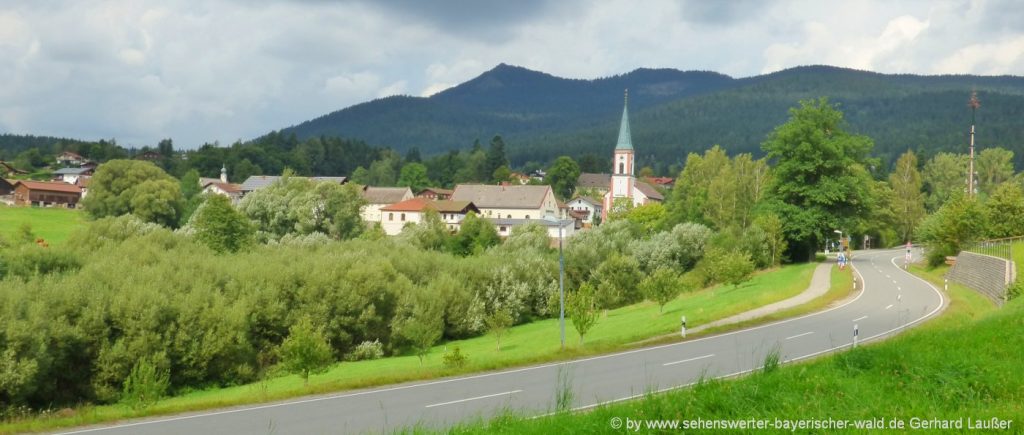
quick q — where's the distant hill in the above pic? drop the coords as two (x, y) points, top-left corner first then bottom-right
(279, 64), (1024, 171)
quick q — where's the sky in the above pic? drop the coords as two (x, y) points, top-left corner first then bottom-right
(1, 0), (1022, 148)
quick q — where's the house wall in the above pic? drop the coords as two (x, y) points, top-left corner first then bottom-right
(14, 185), (80, 206)
(362, 204), (386, 223)
(566, 199), (599, 224)
(380, 210), (423, 235)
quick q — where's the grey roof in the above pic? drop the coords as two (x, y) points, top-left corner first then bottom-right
(53, 167), (91, 175)
(240, 175), (347, 192)
(451, 184), (552, 209)
(362, 186), (412, 204)
(569, 196), (602, 207)
(635, 181), (664, 201)
(577, 173), (611, 189)
(488, 218), (573, 228)
(616, 92), (633, 150)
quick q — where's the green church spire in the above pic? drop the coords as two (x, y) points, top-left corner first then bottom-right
(615, 89), (633, 150)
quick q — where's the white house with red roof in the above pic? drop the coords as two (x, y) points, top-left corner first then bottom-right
(378, 197), (480, 235)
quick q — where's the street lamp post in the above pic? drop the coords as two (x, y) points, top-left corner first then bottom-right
(545, 216), (567, 350)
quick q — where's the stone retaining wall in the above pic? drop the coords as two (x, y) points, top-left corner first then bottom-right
(947, 251), (1015, 306)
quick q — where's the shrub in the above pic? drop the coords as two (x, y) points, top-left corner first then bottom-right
(346, 340), (384, 362)
(121, 356), (170, 410)
(442, 346), (468, 369)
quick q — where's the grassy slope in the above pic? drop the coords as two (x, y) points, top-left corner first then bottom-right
(440, 264), (1022, 434)
(0, 206), (85, 245)
(3, 263), (817, 433)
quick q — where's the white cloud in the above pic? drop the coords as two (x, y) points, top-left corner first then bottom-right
(0, 0), (1019, 149)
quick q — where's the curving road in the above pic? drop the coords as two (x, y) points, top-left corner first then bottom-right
(60, 249), (944, 435)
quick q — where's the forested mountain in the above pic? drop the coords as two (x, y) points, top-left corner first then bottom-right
(280, 64), (1024, 172)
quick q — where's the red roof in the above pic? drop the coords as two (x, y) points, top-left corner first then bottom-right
(207, 182), (242, 193)
(380, 197), (431, 212)
(15, 180), (82, 194)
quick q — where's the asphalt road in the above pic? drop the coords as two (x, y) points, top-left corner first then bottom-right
(60, 248), (944, 435)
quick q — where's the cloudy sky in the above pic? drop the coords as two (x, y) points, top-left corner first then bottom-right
(1, 0), (1021, 148)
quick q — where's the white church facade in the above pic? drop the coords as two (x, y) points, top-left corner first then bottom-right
(600, 91), (664, 221)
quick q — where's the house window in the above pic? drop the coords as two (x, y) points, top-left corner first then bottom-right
(507, 214), (512, 219)
(389, 213), (394, 221)
(525, 215), (530, 219)
(401, 213), (406, 221)
(500, 226), (507, 232)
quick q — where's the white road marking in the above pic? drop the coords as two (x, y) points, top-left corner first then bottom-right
(853, 315), (868, 322)
(785, 331), (814, 340)
(885, 304), (894, 310)
(663, 354), (715, 366)
(425, 390), (522, 408)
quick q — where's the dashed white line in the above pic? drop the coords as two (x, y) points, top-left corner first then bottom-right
(425, 390), (523, 408)
(663, 354), (715, 367)
(785, 331), (815, 340)
(885, 304), (894, 310)
(853, 315), (868, 322)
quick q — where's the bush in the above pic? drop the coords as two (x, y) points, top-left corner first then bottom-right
(121, 356), (170, 410)
(346, 340), (384, 361)
(442, 346), (468, 369)
(1007, 280), (1022, 302)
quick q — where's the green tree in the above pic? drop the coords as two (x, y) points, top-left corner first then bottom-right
(279, 316), (334, 386)
(922, 153), (967, 212)
(190, 195), (255, 253)
(568, 282), (599, 345)
(179, 169), (201, 200)
(983, 182), (1024, 238)
(485, 135), (509, 179)
(592, 253), (643, 308)
(639, 268), (683, 313)
(701, 247), (755, 288)
(916, 194), (987, 266)
(546, 156), (581, 200)
(623, 202), (667, 234)
(761, 98), (875, 261)
(394, 290), (445, 364)
(82, 160), (185, 227)
(397, 162), (430, 193)
(888, 150), (926, 243)
(976, 147), (1015, 196)
(485, 309), (513, 351)
(752, 213), (787, 266)
(491, 165), (512, 184)
(121, 355), (170, 410)
(233, 158), (261, 183)
(449, 212), (500, 256)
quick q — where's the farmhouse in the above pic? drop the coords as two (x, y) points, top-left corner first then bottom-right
(12, 180), (82, 207)
(378, 198), (479, 235)
(566, 195), (603, 225)
(203, 182), (243, 203)
(450, 183), (575, 240)
(55, 151), (85, 167)
(361, 186), (414, 223)
(52, 167), (95, 184)
(416, 187), (453, 200)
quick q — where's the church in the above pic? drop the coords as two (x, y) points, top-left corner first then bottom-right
(596, 91), (664, 221)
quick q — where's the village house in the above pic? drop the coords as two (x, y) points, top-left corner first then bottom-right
(76, 177), (91, 199)
(378, 197), (479, 235)
(416, 187), (453, 200)
(450, 183), (575, 240)
(0, 178), (14, 196)
(361, 186), (414, 223)
(200, 165), (243, 203)
(55, 151), (85, 167)
(52, 167), (95, 185)
(12, 180), (82, 207)
(566, 195), (603, 225)
(238, 175), (348, 197)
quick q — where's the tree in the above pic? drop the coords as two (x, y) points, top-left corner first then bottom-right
(545, 156), (581, 200)
(279, 317), (334, 385)
(639, 268), (683, 313)
(761, 98), (875, 261)
(888, 150), (926, 243)
(449, 212), (500, 256)
(189, 194), (255, 253)
(922, 153), (967, 212)
(82, 160), (185, 227)
(622, 202), (666, 234)
(179, 169), (201, 200)
(983, 182), (1024, 238)
(485, 309), (513, 351)
(916, 193), (987, 266)
(238, 174), (365, 240)
(397, 162), (430, 193)
(976, 147), (1014, 196)
(233, 158), (261, 184)
(157, 138), (174, 158)
(568, 282), (599, 345)
(700, 247), (755, 288)
(491, 165), (512, 184)
(485, 135), (509, 179)
(752, 213), (787, 266)
(394, 290), (445, 364)
(592, 254), (643, 308)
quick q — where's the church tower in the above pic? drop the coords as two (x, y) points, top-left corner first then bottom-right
(604, 90), (635, 220)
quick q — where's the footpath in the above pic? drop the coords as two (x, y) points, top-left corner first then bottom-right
(689, 263), (833, 334)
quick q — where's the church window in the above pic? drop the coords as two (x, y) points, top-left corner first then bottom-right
(619, 162), (624, 174)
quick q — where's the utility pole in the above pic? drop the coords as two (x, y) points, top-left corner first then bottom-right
(967, 91), (980, 197)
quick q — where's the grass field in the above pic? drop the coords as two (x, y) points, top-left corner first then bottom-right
(0, 206), (86, 245)
(436, 264), (1021, 434)
(2, 263), (819, 433)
